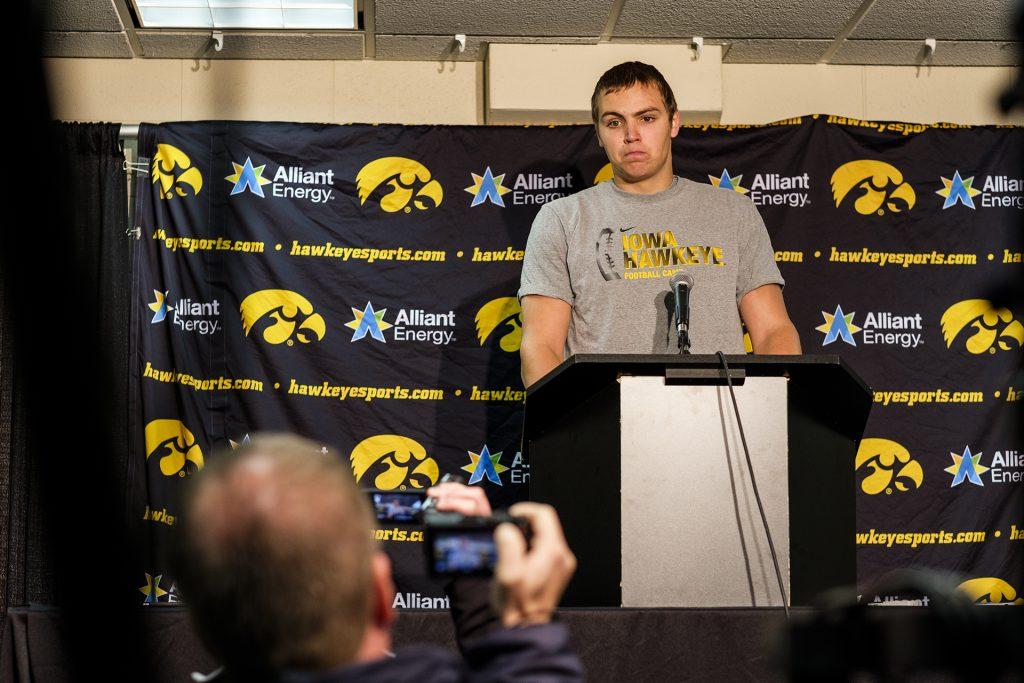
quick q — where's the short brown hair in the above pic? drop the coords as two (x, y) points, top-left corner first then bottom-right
(170, 434), (375, 677)
(591, 61), (678, 123)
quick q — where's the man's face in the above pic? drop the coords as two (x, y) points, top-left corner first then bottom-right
(595, 83), (680, 183)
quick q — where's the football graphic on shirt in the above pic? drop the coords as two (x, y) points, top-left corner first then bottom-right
(596, 226), (636, 281)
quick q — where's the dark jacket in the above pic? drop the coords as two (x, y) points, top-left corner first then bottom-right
(279, 623), (584, 683)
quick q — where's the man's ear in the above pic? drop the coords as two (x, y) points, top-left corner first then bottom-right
(670, 110), (681, 138)
(370, 551), (396, 629)
(595, 124), (604, 148)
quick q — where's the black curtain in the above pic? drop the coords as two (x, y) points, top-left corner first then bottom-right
(0, 118), (146, 675)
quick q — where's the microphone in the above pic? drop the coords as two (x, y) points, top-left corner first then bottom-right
(670, 272), (694, 354)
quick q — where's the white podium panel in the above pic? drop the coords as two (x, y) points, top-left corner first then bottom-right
(620, 375), (790, 607)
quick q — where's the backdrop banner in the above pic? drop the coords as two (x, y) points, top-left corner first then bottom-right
(130, 117), (1023, 608)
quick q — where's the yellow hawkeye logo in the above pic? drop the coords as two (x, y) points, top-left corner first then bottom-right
(356, 157), (443, 213)
(350, 434), (440, 490)
(941, 299), (1023, 355)
(593, 163), (614, 185)
(240, 289), (326, 346)
(855, 438), (923, 495)
(956, 577), (1024, 605)
(830, 160), (916, 215)
(475, 297), (522, 352)
(151, 143), (203, 200)
(145, 419), (204, 477)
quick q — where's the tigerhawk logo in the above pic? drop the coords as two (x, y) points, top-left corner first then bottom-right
(151, 143), (203, 200)
(593, 163), (614, 184)
(356, 157), (443, 213)
(144, 419), (204, 477)
(475, 297), (522, 352)
(349, 434), (439, 491)
(940, 299), (1023, 355)
(855, 438), (923, 495)
(956, 577), (1024, 605)
(830, 160), (916, 215)
(240, 289), (326, 346)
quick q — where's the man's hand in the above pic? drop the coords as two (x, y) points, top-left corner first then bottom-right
(493, 503), (576, 628)
(520, 295), (571, 388)
(427, 482), (492, 517)
(739, 284), (802, 354)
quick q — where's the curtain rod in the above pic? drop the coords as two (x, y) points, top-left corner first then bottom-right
(119, 124), (139, 140)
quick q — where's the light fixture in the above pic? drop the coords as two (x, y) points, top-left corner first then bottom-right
(131, 0), (357, 30)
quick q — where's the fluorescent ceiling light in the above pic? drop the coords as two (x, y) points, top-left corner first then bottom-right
(133, 0), (356, 29)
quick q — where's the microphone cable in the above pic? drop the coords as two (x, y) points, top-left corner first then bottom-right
(716, 351), (790, 618)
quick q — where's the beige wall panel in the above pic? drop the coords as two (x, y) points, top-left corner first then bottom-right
(181, 60), (335, 122)
(332, 60), (478, 124)
(46, 58), (181, 122)
(721, 64), (865, 123)
(863, 67), (1020, 124)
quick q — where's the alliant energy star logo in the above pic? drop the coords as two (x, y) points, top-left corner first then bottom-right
(144, 419), (204, 477)
(816, 305), (923, 348)
(356, 157), (443, 213)
(240, 289), (326, 346)
(462, 444), (509, 486)
(466, 167), (574, 207)
(941, 299), (1023, 355)
(475, 297), (522, 352)
(856, 438), (923, 495)
(957, 578), (1024, 605)
(831, 160), (916, 215)
(709, 169), (810, 208)
(151, 144), (203, 200)
(140, 572), (179, 604)
(350, 434), (439, 490)
(226, 156), (335, 204)
(946, 446), (1023, 486)
(346, 301), (455, 345)
(937, 170), (1024, 210)
(149, 290), (221, 335)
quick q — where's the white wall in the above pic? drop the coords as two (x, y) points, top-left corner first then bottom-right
(45, 57), (1023, 126)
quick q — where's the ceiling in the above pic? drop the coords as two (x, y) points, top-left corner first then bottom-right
(40, 0), (1023, 65)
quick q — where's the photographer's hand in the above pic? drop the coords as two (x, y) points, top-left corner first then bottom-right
(427, 482), (492, 516)
(493, 503), (576, 628)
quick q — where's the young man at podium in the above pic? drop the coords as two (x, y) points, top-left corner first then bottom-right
(519, 62), (801, 387)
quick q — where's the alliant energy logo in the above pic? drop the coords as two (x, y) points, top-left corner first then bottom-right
(475, 297), (522, 352)
(939, 170), (1024, 209)
(855, 438), (923, 495)
(956, 578), (1024, 605)
(709, 169), (810, 208)
(145, 419), (204, 477)
(941, 299), (1023, 355)
(467, 167), (574, 207)
(462, 444), (509, 486)
(240, 289), (326, 346)
(817, 305), (923, 348)
(149, 290), (221, 335)
(349, 434), (439, 491)
(346, 301), (456, 345)
(393, 592), (450, 609)
(949, 447), (1024, 486)
(140, 572), (179, 604)
(226, 156), (335, 204)
(151, 144), (203, 200)
(356, 157), (443, 213)
(831, 160), (916, 216)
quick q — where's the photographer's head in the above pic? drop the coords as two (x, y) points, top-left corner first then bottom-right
(171, 434), (394, 677)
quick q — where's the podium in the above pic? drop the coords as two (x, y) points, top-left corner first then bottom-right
(524, 354), (871, 608)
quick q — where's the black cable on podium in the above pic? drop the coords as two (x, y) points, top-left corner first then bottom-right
(716, 351), (790, 618)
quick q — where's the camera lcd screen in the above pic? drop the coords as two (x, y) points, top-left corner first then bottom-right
(371, 491), (425, 523)
(431, 530), (498, 575)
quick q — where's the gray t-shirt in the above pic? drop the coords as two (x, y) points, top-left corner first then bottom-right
(518, 177), (784, 355)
